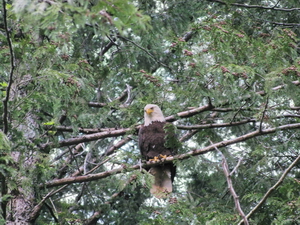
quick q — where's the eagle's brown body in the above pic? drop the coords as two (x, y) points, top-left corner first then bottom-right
(138, 104), (177, 198)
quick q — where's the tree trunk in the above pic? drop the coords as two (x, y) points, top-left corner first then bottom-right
(6, 192), (35, 225)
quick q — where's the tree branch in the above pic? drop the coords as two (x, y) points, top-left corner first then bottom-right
(99, 35), (117, 57)
(207, 0), (300, 12)
(40, 104), (214, 150)
(238, 153), (300, 225)
(100, 135), (133, 157)
(40, 127), (134, 150)
(1, 0), (15, 219)
(44, 122), (300, 188)
(210, 140), (248, 225)
(165, 104), (214, 121)
(2, 0), (15, 135)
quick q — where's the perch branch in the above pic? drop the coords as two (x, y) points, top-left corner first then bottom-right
(44, 122), (300, 188)
(41, 104), (215, 150)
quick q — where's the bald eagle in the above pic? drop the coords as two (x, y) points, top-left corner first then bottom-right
(138, 104), (177, 198)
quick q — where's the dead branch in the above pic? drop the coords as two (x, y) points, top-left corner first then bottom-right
(238, 153), (300, 225)
(210, 140), (248, 225)
(40, 127), (134, 150)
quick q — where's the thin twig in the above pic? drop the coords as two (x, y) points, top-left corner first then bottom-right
(179, 130), (199, 142)
(117, 35), (171, 70)
(230, 102), (249, 123)
(83, 156), (114, 175)
(238, 153), (300, 225)
(230, 157), (243, 176)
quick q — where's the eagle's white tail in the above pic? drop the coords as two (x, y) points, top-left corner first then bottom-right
(149, 166), (172, 198)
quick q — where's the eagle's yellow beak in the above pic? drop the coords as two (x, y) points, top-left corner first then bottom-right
(145, 108), (154, 115)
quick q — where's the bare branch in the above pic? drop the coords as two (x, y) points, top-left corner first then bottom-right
(230, 157), (243, 176)
(179, 130), (199, 142)
(88, 84), (134, 108)
(43, 125), (114, 134)
(100, 135), (133, 157)
(165, 104), (214, 121)
(40, 127), (134, 150)
(44, 122), (300, 188)
(99, 35), (117, 57)
(238, 153), (300, 225)
(210, 140), (248, 225)
(208, 0), (300, 12)
(29, 184), (70, 221)
(41, 104), (214, 150)
(29, 189), (56, 221)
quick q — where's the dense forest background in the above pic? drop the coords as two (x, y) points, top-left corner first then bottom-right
(1, 0), (300, 224)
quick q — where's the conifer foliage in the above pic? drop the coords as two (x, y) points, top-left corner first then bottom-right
(1, 0), (300, 224)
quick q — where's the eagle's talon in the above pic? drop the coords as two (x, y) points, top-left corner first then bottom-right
(159, 154), (168, 159)
(149, 156), (159, 162)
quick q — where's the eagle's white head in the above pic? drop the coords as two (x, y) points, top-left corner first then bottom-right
(144, 104), (165, 126)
